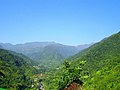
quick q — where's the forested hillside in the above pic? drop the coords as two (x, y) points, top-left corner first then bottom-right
(67, 32), (120, 90)
(0, 42), (91, 68)
(1, 32), (120, 90)
(43, 32), (120, 90)
(8, 51), (37, 66)
(0, 49), (36, 90)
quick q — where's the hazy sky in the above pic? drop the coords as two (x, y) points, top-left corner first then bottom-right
(0, 0), (120, 46)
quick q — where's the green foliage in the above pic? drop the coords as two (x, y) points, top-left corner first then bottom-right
(0, 49), (36, 90)
(9, 51), (37, 66)
(1, 32), (120, 90)
(43, 60), (85, 90)
(84, 57), (120, 90)
(66, 32), (120, 90)
(0, 88), (7, 90)
(43, 32), (120, 90)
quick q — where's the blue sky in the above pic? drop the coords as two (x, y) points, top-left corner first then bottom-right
(0, 0), (120, 46)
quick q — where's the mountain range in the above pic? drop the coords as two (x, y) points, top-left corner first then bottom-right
(0, 32), (120, 90)
(0, 42), (92, 68)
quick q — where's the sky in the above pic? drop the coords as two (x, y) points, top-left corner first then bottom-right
(0, 0), (120, 46)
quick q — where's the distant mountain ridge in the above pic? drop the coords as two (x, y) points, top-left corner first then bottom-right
(0, 42), (92, 68)
(0, 45), (3, 49)
(77, 43), (94, 50)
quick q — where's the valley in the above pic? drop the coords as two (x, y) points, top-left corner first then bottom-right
(0, 42), (91, 69)
(0, 32), (120, 90)
(0, 42), (91, 90)
(0, 0), (120, 90)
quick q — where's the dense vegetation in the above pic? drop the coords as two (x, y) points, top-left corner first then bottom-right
(1, 32), (120, 90)
(0, 42), (91, 69)
(43, 32), (120, 90)
(43, 60), (85, 90)
(67, 32), (120, 89)
(8, 51), (37, 66)
(0, 49), (36, 90)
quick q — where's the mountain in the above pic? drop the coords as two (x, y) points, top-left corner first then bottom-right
(0, 43), (13, 49)
(8, 50), (37, 66)
(44, 32), (120, 90)
(0, 48), (36, 89)
(66, 32), (120, 90)
(77, 43), (94, 51)
(0, 42), (91, 68)
(0, 45), (3, 49)
(68, 32), (120, 71)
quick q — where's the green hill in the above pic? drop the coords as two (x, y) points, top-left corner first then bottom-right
(67, 32), (120, 90)
(44, 32), (120, 90)
(33, 44), (80, 68)
(8, 51), (37, 66)
(0, 49), (36, 90)
(0, 42), (91, 68)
